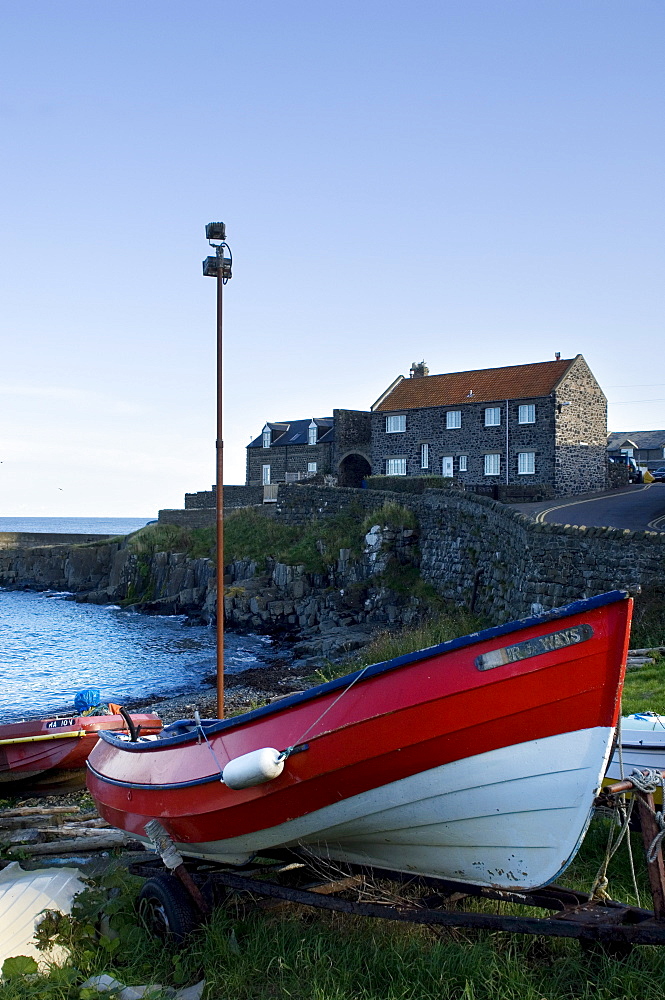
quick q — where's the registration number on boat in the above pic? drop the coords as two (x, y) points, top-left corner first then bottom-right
(475, 624), (593, 671)
(45, 718), (77, 729)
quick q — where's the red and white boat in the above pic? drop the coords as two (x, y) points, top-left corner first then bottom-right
(87, 590), (631, 892)
(0, 711), (162, 791)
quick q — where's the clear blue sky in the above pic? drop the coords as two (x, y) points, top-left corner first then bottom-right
(1, 1), (662, 516)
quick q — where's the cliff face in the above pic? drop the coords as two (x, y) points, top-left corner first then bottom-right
(0, 525), (426, 660)
(0, 537), (216, 620)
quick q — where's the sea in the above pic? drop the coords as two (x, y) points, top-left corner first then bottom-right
(0, 516), (156, 535)
(0, 516), (283, 723)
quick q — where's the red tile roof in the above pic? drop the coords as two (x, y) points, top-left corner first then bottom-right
(373, 358), (578, 411)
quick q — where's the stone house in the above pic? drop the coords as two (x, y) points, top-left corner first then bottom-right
(246, 409), (372, 488)
(607, 430), (665, 472)
(370, 355), (607, 494)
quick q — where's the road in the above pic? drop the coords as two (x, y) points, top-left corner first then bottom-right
(513, 483), (665, 532)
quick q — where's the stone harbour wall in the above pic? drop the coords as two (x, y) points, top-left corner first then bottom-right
(263, 485), (665, 621)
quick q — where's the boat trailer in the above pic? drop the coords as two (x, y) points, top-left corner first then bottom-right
(129, 775), (665, 951)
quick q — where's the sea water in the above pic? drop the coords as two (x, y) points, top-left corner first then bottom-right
(0, 516), (155, 535)
(0, 589), (283, 724)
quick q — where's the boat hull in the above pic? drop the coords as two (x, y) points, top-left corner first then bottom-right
(88, 592), (631, 891)
(0, 714), (162, 790)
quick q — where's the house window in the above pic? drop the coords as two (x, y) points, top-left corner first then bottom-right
(308, 422), (318, 445)
(446, 410), (461, 429)
(484, 453), (501, 476)
(386, 458), (407, 475)
(518, 404), (535, 424)
(518, 452), (535, 475)
(262, 428), (271, 448)
(485, 407), (501, 426)
(459, 455), (468, 472)
(262, 464), (271, 485)
(307, 462), (317, 474)
(386, 414), (406, 433)
(421, 443), (429, 469)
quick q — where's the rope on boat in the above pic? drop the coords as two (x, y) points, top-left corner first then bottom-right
(625, 768), (665, 863)
(281, 663), (374, 759)
(590, 712), (642, 905)
(193, 710), (225, 778)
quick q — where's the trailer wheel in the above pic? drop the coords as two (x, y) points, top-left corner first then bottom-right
(137, 874), (201, 942)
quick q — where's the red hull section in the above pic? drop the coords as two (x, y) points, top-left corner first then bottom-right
(0, 714), (162, 789)
(88, 592), (631, 851)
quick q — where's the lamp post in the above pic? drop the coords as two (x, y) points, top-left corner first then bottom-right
(203, 223), (232, 717)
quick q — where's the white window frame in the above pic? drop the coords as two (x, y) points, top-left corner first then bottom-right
(458, 455), (468, 472)
(308, 422), (318, 445)
(307, 461), (317, 474)
(518, 404), (535, 424)
(484, 453), (501, 476)
(446, 410), (461, 429)
(262, 464), (271, 485)
(421, 443), (429, 469)
(386, 457), (407, 476)
(262, 426), (271, 448)
(518, 452), (535, 475)
(386, 414), (406, 434)
(485, 407), (501, 427)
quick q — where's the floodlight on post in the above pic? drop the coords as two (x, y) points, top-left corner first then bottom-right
(203, 222), (232, 717)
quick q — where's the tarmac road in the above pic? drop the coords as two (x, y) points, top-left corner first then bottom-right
(512, 483), (665, 532)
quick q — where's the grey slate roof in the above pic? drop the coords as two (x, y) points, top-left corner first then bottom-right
(607, 430), (665, 451)
(248, 417), (334, 449)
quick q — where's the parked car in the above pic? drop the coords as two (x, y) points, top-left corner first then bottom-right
(608, 455), (643, 483)
(651, 466), (665, 483)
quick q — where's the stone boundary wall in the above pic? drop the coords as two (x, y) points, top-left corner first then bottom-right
(158, 508), (216, 529)
(184, 486), (263, 510)
(262, 484), (665, 620)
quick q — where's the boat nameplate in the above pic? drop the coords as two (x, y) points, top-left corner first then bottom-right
(45, 718), (77, 729)
(475, 624), (594, 671)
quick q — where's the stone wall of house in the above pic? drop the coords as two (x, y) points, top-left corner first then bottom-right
(554, 357), (608, 494)
(333, 408), (372, 462)
(370, 397), (559, 487)
(246, 441), (334, 486)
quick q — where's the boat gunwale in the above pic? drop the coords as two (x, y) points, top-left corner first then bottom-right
(93, 590), (629, 755)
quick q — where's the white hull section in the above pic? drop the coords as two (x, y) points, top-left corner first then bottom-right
(147, 727), (615, 891)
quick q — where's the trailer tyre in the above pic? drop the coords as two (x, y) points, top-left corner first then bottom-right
(137, 874), (201, 942)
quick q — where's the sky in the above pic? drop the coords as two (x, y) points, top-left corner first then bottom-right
(0, 1), (663, 517)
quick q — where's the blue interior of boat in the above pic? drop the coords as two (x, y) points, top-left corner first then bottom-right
(94, 590), (629, 755)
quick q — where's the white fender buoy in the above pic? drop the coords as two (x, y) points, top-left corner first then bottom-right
(222, 747), (285, 790)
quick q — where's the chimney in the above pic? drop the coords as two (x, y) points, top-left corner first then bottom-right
(555, 352), (561, 361)
(410, 360), (429, 378)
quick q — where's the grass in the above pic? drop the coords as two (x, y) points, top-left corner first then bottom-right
(223, 503), (416, 575)
(127, 524), (216, 561)
(313, 604), (488, 684)
(3, 815), (664, 1000)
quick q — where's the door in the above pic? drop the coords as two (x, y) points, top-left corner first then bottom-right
(442, 456), (453, 478)
(262, 464), (271, 485)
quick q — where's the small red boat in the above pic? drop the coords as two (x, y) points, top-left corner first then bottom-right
(0, 710), (162, 791)
(87, 591), (631, 892)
